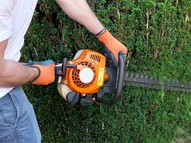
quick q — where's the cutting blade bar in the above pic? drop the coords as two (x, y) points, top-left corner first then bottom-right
(123, 72), (191, 92)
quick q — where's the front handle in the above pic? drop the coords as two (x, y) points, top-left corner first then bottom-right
(96, 52), (125, 105)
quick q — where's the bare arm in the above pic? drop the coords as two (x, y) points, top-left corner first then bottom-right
(0, 39), (39, 87)
(56, 0), (104, 34)
(55, 0), (128, 63)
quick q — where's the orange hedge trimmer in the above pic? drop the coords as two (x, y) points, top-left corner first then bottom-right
(55, 49), (191, 106)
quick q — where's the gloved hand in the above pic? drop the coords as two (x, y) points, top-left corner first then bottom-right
(27, 60), (55, 85)
(96, 29), (127, 64)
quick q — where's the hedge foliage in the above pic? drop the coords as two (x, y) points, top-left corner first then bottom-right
(21, 0), (191, 142)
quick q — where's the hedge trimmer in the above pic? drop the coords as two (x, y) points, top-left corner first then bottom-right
(55, 49), (191, 106)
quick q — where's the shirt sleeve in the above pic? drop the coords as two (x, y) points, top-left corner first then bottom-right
(0, 0), (14, 42)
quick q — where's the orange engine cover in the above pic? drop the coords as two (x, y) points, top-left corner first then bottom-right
(61, 50), (107, 94)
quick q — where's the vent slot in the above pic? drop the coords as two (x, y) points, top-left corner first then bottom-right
(72, 62), (96, 88)
(90, 54), (101, 62)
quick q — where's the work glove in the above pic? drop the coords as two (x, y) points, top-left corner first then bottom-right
(96, 29), (127, 65)
(27, 60), (55, 85)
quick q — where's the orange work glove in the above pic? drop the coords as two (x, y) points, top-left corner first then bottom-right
(27, 60), (55, 85)
(96, 29), (127, 64)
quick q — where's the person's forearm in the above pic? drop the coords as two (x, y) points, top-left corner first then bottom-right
(0, 60), (39, 87)
(0, 39), (39, 87)
(56, 0), (104, 34)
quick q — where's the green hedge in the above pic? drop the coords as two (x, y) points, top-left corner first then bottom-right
(21, 0), (191, 142)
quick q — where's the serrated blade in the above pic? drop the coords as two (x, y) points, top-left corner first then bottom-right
(123, 72), (191, 91)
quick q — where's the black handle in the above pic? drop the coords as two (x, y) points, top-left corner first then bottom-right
(55, 58), (76, 76)
(96, 52), (125, 105)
